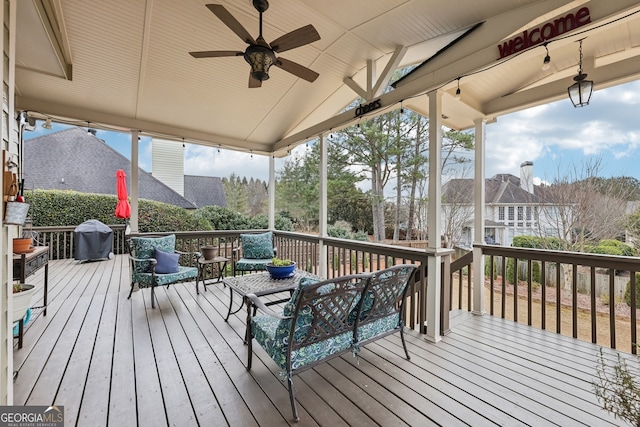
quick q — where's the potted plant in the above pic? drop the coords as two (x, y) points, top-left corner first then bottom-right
(12, 237), (33, 254)
(266, 257), (296, 279)
(12, 283), (35, 322)
(200, 245), (218, 260)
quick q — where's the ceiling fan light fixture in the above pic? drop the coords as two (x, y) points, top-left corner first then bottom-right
(245, 45), (276, 81)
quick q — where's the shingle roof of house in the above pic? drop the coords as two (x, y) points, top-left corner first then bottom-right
(443, 174), (546, 205)
(184, 175), (226, 208)
(23, 128), (222, 209)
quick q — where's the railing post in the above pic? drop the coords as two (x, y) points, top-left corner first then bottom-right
(472, 246), (486, 316)
(319, 238), (327, 278)
(426, 250), (443, 343)
(441, 253), (451, 335)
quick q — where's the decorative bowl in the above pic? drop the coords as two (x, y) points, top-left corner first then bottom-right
(266, 262), (296, 279)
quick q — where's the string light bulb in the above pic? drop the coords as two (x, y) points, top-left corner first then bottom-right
(455, 78), (461, 100)
(42, 118), (52, 129)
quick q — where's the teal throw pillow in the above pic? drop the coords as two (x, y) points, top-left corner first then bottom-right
(241, 231), (274, 259)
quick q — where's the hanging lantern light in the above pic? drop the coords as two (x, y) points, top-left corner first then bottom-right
(567, 39), (593, 108)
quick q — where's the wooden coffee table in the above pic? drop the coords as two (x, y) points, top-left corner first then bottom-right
(223, 270), (319, 343)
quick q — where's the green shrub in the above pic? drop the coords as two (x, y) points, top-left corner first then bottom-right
(505, 258), (541, 284)
(29, 189), (211, 232)
(328, 221), (369, 241)
(512, 235), (564, 250)
(328, 223), (351, 239)
(137, 200), (211, 233)
(593, 348), (640, 425)
(590, 239), (636, 257)
(484, 257), (498, 279)
(248, 213), (294, 231)
(193, 206), (250, 230)
(193, 206), (293, 231)
(624, 272), (640, 308)
(352, 231), (369, 241)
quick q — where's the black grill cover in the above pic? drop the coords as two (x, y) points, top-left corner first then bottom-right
(74, 220), (113, 261)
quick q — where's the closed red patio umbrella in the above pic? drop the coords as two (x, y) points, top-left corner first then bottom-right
(115, 169), (131, 219)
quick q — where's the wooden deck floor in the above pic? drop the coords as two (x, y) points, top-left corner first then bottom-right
(12, 255), (629, 426)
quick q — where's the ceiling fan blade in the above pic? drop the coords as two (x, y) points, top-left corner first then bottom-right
(274, 57), (319, 82)
(270, 24), (320, 53)
(189, 50), (243, 58)
(206, 4), (256, 45)
(248, 73), (262, 88)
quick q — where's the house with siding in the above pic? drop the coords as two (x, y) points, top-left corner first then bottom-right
(442, 161), (564, 247)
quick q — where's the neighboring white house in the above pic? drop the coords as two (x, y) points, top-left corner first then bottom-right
(442, 161), (565, 247)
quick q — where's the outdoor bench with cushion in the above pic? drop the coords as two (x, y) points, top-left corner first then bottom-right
(247, 264), (418, 421)
(127, 234), (199, 308)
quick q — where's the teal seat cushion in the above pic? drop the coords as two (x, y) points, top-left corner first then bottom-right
(251, 276), (354, 371)
(132, 266), (198, 288)
(357, 313), (400, 342)
(235, 258), (271, 271)
(240, 231), (274, 259)
(251, 315), (353, 371)
(131, 235), (176, 274)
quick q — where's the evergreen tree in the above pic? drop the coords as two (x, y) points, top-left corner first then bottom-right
(223, 173), (248, 214)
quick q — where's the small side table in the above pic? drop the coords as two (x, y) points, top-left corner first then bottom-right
(12, 246), (49, 349)
(196, 256), (229, 294)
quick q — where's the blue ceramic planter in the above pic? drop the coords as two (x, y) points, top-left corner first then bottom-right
(266, 262), (296, 279)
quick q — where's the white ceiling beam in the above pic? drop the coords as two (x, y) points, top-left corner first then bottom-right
(135, 0), (155, 117)
(484, 54), (640, 117)
(33, 0), (73, 79)
(343, 76), (367, 99)
(394, 0), (576, 94)
(367, 59), (376, 100)
(372, 46), (407, 98)
(395, 0), (640, 100)
(343, 46), (408, 101)
(16, 96), (272, 154)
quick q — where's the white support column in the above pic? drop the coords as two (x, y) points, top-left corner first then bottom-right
(130, 131), (139, 234)
(268, 155), (275, 230)
(473, 119), (487, 316)
(426, 90), (443, 343)
(318, 133), (328, 278)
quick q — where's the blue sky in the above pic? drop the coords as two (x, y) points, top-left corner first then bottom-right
(24, 80), (640, 186)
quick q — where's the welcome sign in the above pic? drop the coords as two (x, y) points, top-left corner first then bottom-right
(497, 7), (591, 59)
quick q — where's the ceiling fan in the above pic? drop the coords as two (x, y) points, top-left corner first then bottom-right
(190, 1), (321, 88)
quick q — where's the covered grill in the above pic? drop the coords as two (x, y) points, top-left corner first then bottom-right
(74, 220), (113, 261)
